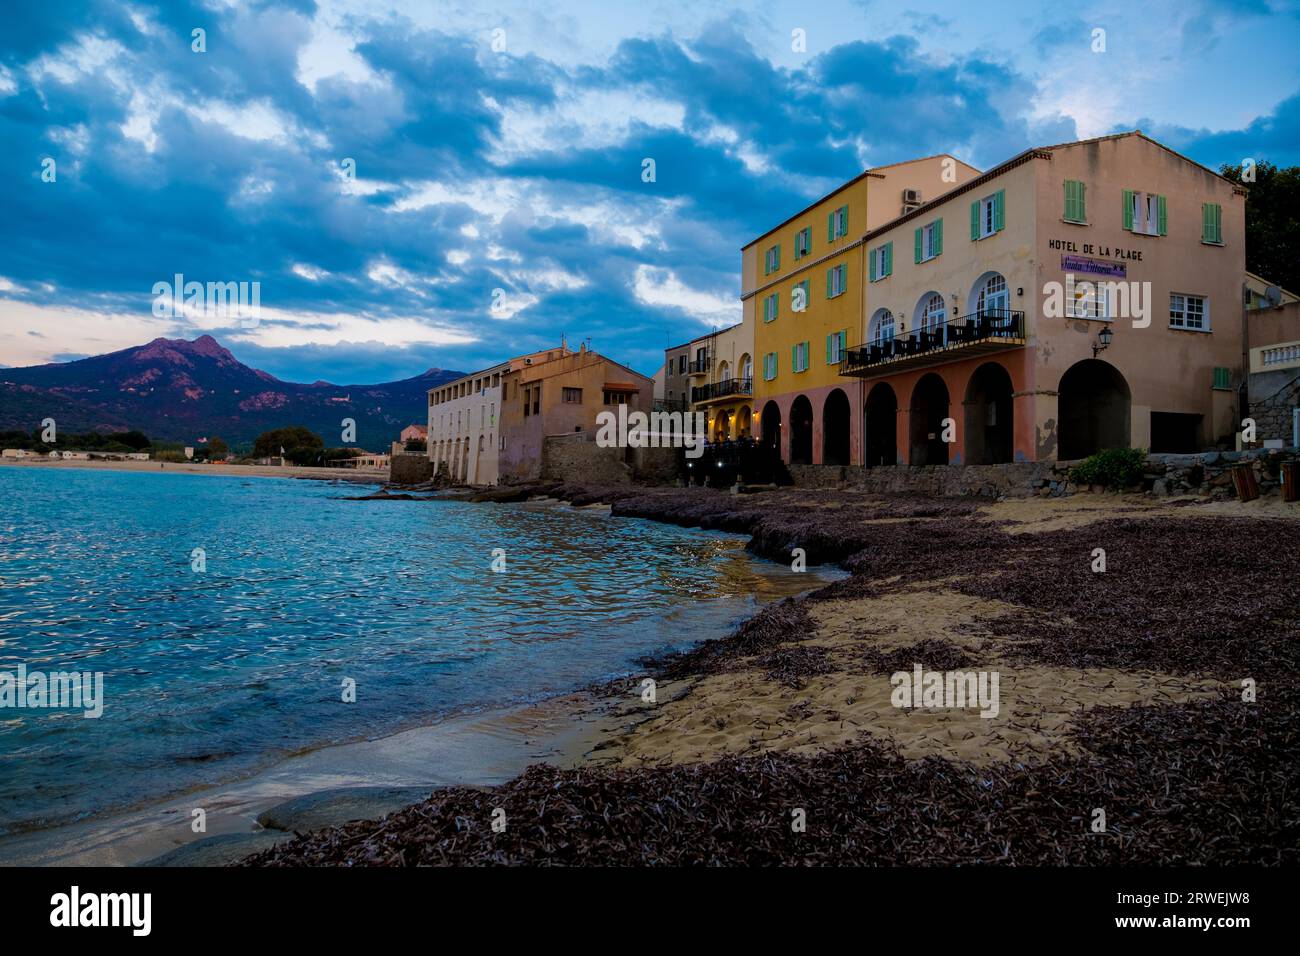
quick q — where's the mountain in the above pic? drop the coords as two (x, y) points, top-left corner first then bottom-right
(0, 335), (463, 451)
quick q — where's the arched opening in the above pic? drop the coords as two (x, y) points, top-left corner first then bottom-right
(969, 272), (1010, 316)
(1058, 359), (1131, 460)
(739, 354), (753, 384)
(760, 401), (782, 452)
(964, 362), (1015, 464)
(713, 410), (732, 442)
(736, 405), (752, 439)
(789, 395), (814, 465)
(868, 308), (896, 346)
(909, 373), (951, 466)
(822, 389), (851, 466)
(718, 360), (730, 382)
(864, 382), (898, 467)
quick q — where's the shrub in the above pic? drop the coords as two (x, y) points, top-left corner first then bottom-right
(1070, 447), (1147, 488)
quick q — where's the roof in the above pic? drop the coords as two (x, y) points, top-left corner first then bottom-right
(666, 321), (744, 353)
(741, 153), (978, 251)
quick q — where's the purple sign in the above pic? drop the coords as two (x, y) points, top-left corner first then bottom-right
(1062, 255), (1126, 278)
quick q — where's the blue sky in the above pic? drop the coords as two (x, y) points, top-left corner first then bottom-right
(2, 0), (1299, 383)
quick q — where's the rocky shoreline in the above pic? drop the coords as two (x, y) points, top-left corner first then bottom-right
(242, 483), (1299, 866)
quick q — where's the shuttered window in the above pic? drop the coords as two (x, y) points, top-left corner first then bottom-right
(1063, 180), (1086, 223)
(869, 242), (893, 281)
(1202, 203), (1223, 244)
(825, 330), (847, 365)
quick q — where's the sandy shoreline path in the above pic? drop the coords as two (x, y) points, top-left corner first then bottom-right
(242, 483), (1299, 866)
(0, 457), (388, 484)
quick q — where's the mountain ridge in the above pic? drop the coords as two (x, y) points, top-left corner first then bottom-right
(0, 335), (462, 450)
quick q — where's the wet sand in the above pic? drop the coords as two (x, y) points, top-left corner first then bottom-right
(0, 457), (386, 483)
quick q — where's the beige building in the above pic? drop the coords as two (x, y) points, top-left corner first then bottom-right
(801, 131), (1248, 464)
(680, 321), (755, 441)
(428, 346), (572, 485)
(498, 345), (655, 483)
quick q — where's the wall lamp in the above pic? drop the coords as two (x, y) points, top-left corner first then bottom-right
(1092, 324), (1114, 358)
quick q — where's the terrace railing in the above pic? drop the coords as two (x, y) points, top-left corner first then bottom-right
(842, 308), (1025, 376)
(691, 377), (754, 404)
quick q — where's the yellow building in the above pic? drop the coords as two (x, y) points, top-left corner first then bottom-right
(743, 155), (979, 465)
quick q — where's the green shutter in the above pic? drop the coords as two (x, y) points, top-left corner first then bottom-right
(934, 218), (943, 256)
(1122, 189), (1134, 231)
(884, 241), (892, 276)
(825, 334), (832, 365)
(1078, 181), (1086, 222)
(994, 190), (1005, 232)
(914, 227), (922, 263)
(1214, 203), (1222, 243)
(869, 248), (877, 282)
(1203, 203), (1222, 243)
(826, 268), (833, 298)
(1213, 366), (1230, 389)
(1157, 195), (1167, 236)
(827, 212), (835, 242)
(970, 200), (980, 241)
(1063, 181), (1074, 221)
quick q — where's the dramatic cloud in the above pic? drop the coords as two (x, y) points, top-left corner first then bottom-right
(1, 0), (1298, 383)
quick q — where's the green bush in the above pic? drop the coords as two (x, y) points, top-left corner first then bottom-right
(1070, 447), (1147, 488)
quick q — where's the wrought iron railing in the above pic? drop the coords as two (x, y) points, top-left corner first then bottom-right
(686, 354), (711, 374)
(691, 377), (753, 403)
(842, 308), (1024, 375)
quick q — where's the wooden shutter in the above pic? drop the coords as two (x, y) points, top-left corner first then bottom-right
(827, 212), (835, 242)
(884, 242), (892, 276)
(934, 218), (943, 256)
(994, 190), (1005, 231)
(1157, 195), (1167, 236)
(825, 335), (832, 365)
(1122, 190), (1134, 231)
(970, 200), (980, 241)
(869, 248), (877, 282)
(914, 227), (922, 263)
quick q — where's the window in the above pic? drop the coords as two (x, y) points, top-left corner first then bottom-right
(763, 352), (778, 381)
(532, 387), (540, 415)
(915, 219), (943, 262)
(827, 204), (848, 241)
(921, 293), (946, 330)
(763, 292), (779, 323)
(1124, 190), (1166, 236)
(1064, 180), (1087, 223)
(522, 386), (531, 417)
(976, 274), (1009, 314)
(794, 227), (811, 260)
(792, 341), (810, 372)
(869, 242), (893, 281)
(792, 279), (810, 312)
(742, 354), (753, 380)
(764, 244), (781, 275)
(826, 263), (847, 298)
(970, 190), (1005, 240)
(871, 310), (895, 345)
(1202, 203), (1223, 245)
(678, 355), (686, 374)
(826, 330), (847, 365)
(604, 390), (634, 404)
(1170, 293), (1208, 331)
(1068, 281), (1108, 319)
(562, 387), (582, 403)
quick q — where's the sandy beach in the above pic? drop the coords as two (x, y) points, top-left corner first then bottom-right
(242, 483), (1298, 866)
(0, 457), (387, 484)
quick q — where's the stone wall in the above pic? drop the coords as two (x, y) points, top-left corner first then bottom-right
(1248, 371), (1300, 445)
(389, 454), (433, 485)
(540, 436), (633, 485)
(788, 462), (1055, 498)
(1146, 448), (1297, 498)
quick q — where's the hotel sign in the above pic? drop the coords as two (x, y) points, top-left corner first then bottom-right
(1061, 254), (1126, 278)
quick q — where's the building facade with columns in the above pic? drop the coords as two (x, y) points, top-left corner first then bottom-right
(743, 154), (982, 466)
(807, 131), (1246, 465)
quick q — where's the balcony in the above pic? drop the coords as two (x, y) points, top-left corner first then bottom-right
(654, 397), (690, 413)
(687, 354), (710, 376)
(841, 308), (1026, 377)
(692, 377), (753, 405)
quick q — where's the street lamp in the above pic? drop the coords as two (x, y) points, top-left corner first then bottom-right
(1092, 324), (1114, 358)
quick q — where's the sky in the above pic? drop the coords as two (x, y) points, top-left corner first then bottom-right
(2, 0), (1300, 384)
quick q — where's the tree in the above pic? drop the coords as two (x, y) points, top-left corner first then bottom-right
(1220, 161), (1300, 294)
(208, 436), (229, 460)
(107, 430), (151, 450)
(252, 426), (323, 462)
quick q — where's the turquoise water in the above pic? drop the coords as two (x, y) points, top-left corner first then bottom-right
(0, 467), (812, 835)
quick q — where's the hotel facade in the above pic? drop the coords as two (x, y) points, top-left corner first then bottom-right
(732, 132), (1247, 467)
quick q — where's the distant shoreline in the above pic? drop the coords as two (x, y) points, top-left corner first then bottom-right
(0, 457), (388, 484)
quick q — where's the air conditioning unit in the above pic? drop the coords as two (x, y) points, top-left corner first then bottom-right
(903, 188), (922, 205)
